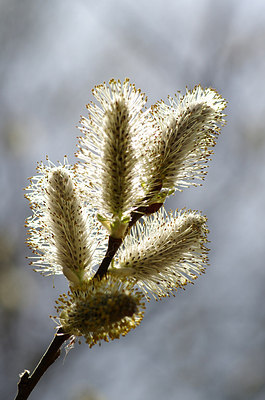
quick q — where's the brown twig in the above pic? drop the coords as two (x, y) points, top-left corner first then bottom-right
(15, 328), (70, 400)
(129, 202), (163, 228)
(93, 236), (123, 279)
(94, 202), (163, 280)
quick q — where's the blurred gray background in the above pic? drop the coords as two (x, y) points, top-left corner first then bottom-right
(1, 0), (265, 399)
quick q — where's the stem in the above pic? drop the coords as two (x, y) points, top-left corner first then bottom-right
(15, 328), (70, 400)
(128, 182), (164, 228)
(93, 236), (123, 279)
(129, 202), (163, 228)
(94, 202), (163, 279)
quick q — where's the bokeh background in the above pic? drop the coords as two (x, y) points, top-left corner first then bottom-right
(1, 0), (265, 399)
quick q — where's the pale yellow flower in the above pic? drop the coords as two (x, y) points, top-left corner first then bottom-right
(140, 85), (227, 203)
(25, 158), (105, 283)
(77, 78), (151, 237)
(55, 276), (145, 347)
(110, 207), (209, 299)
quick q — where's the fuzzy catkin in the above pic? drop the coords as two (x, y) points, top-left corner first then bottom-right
(111, 209), (209, 298)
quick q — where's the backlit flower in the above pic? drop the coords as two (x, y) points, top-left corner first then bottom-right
(110, 208), (209, 298)
(25, 158), (105, 283)
(77, 78), (151, 237)
(55, 276), (146, 347)
(140, 86), (227, 203)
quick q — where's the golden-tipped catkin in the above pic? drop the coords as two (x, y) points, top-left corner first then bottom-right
(25, 161), (104, 282)
(110, 208), (209, 298)
(56, 276), (146, 347)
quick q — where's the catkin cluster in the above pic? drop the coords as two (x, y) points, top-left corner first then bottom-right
(25, 79), (226, 346)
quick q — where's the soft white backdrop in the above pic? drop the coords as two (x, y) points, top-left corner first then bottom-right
(1, 1), (265, 399)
